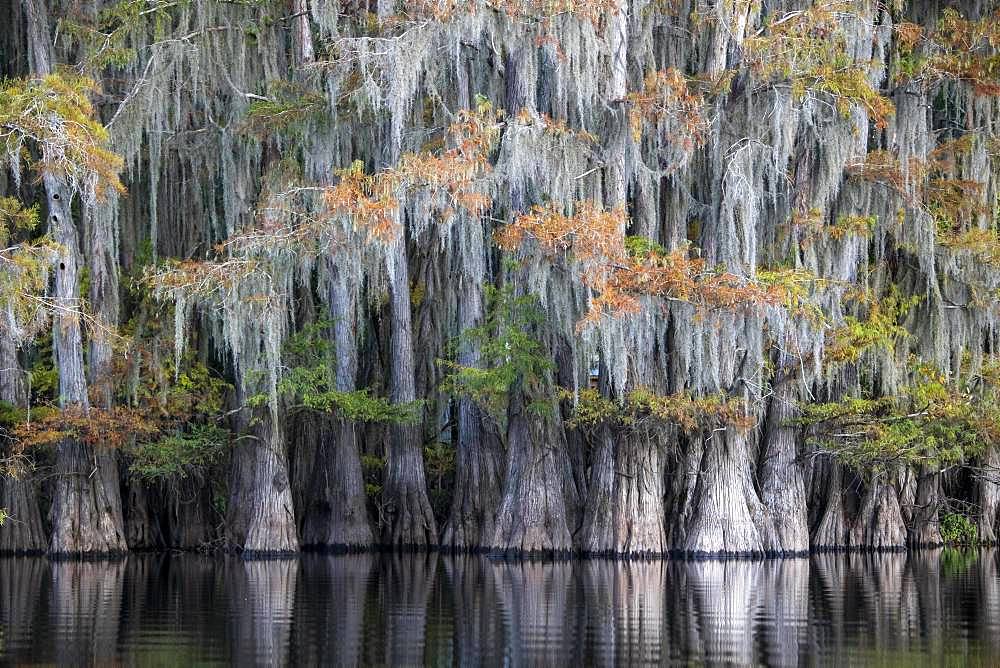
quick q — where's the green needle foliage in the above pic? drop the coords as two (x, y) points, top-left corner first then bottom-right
(253, 319), (420, 423)
(440, 284), (554, 421)
(798, 359), (1000, 475)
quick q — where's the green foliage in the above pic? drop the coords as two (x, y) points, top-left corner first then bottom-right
(361, 454), (385, 501)
(241, 81), (327, 137)
(127, 424), (229, 480)
(0, 199), (59, 344)
(743, 2), (894, 127)
(0, 197), (39, 246)
(624, 235), (666, 259)
(439, 284), (554, 419)
(826, 290), (919, 365)
(256, 319), (419, 423)
(25, 334), (58, 403)
(562, 386), (754, 434)
(298, 388), (422, 423)
(798, 358), (1000, 475)
(59, 0), (183, 71)
(423, 440), (455, 519)
(0, 72), (123, 198)
(940, 512), (978, 546)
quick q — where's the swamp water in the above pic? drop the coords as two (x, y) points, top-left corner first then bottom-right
(0, 550), (998, 665)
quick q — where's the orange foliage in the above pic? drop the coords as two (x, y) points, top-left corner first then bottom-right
(14, 405), (158, 451)
(323, 105), (502, 242)
(928, 9), (1000, 96)
(497, 200), (789, 329)
(626, 69), (709, 153)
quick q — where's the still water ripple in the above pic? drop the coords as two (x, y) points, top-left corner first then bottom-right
(0, 549), (997, 665)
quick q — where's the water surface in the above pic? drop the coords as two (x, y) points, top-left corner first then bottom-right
(0, 549), (998, 665)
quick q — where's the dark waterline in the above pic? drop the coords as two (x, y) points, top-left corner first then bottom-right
(0, 549), (998, 665)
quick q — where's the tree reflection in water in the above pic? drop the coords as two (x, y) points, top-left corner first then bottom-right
(0, 550), (997, 664)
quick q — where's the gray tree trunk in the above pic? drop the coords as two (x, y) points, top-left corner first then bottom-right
(382, 238), (437, 547)
(578, 425), (668, 556)
(850, 478), (907, 550)
(227, 401), (298, 554)
(907, 467), (943, 547)
(810, 458), (851, 550)
(669, 427), (775, 556)
(977, 448), (1000, 544)
(24, 0), (127, 557)
(490, 385), (576, 556)
(758, 375), (809, 555)
(441, 276), (503, 550)
(300, 263), (373, 548)
(0, 338), (46, 553)
(165, 475), (217, 549)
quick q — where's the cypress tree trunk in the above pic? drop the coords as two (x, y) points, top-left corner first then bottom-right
(669, 427), (775, 557)
(25, 0), (126, 557)
(85, 202), (130, 548)
(300, 262), (373, 548)
(123, 480), (162, 550)
(0, 338), (46, 553)
(165, 475), (217, 549)
(382, 238), (437, 547)
(227, 402), (298, 554)
(811, 458), (852, 550)
(907, 467), (943, 547)
(850, 478), (907, 550)
(578, 424), (668, 556)
(490, 384), (575, 556)
(977, 448), (1000, 545)
(45, 175), (127, 556)
(441, 277), (503, 550)
(758, 374), (809, 555)
(301, 417), (373, 548)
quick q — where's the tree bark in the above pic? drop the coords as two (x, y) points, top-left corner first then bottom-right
(441, 275), (503, 550)
(382, 238), (437, 547)
(907, 467), (943, 547)
(301, 417), (373, 548)
(578, 425), (668, 556)
(490, 385), (576, 557)
(165, 475), (217, 549)
(978, 448), (1000, 544)
(123, 480), (162, 550)
(758, 375), (809, 555)
(25, 0), (127, 557)
(669, 427), (774, 557)
(850, 477), (907, 550)
(0, 337), (46, 553)
(810, 458), (852, 550)
(299, 261), (372, 548)
(227, 402), (298, 555)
